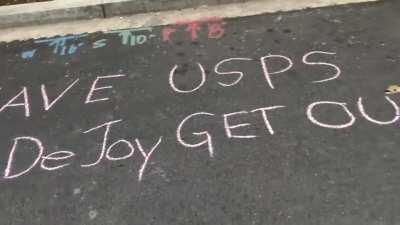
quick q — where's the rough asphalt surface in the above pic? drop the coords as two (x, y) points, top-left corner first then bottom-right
(1, 0), (400, 224)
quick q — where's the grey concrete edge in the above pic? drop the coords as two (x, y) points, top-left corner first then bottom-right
(0, 0), (250, 29)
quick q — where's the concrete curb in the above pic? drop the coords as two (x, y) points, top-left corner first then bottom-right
(0, 0), (381, 42)
(0, 0), (250, 28)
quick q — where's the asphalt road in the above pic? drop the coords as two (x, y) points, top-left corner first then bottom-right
(0, 1), (400, 225)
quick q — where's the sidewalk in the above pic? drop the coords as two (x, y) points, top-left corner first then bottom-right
(0, 0), (379, 29)
(0, 0), (250, 28)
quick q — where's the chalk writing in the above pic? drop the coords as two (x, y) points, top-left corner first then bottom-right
(4, 136), (44, 179)
(358, 96), (400, 125)
(302, 51), (341, 83)
(22, 36), (108, 59)
(92, 39), (107, 49)
(306, 101), (356, 129)
(0, 87), (30, 117)
(215, 58), (252, 87)
(177, 112), (216, 158)
(306, 96), (400, 129)
(85, 74), (126, 104)
(162, 17), (225, 42)
(0, 74), (125, 118)
(168, 51), (340, 94)
(35, 34), (88, 56)
(41, 79), (80, 111)
(261, 54), (293, 89)
(19, 22), (226, 60)
(2, 48), (400, 184)
(3, 120), (163, 181)
(169, 63), (206, 93)
(21, 49), (37, 59)
(107, 28), (156, 46)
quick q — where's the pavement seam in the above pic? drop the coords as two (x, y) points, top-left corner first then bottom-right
(101, 4), (107, 18)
